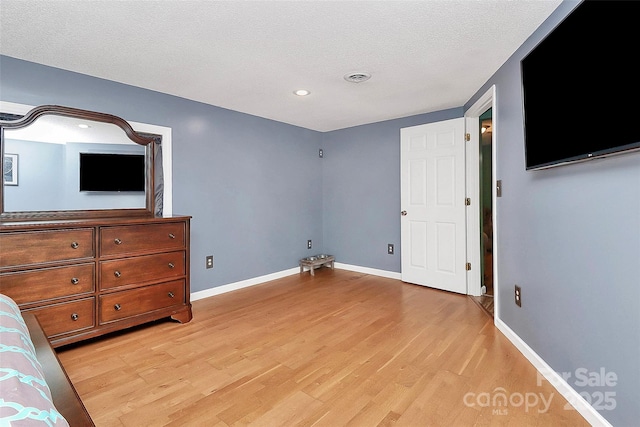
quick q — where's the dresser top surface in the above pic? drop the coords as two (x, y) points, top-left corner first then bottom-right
(0, 214), (191, 231)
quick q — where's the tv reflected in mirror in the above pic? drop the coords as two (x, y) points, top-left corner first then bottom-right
(79, 152), (145, 192)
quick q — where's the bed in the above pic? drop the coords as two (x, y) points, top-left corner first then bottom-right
(0, 293), (94, 426)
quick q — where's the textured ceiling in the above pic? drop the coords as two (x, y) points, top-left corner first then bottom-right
(0, 0), (562, 132)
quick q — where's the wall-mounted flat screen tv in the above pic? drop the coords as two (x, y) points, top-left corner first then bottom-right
(521, 0), (640, 170)
(79, 153), (145, 192)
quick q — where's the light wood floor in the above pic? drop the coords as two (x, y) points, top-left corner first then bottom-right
(57, 269), (588, 426)
(471, 294), (494, 318)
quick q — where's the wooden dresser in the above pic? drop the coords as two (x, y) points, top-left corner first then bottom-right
(0, 215), (192, 348)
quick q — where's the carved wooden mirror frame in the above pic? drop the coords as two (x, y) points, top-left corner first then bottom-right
(0, 105), (155, 221)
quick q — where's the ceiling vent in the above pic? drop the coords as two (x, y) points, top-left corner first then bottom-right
(344, 72), (371, 83)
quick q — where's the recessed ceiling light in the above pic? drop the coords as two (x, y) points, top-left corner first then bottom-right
(294, 89), (310, 96)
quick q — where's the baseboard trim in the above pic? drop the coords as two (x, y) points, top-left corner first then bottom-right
(494, 318), (612, 427)
(191, 263), (401, 302)
(191, 267), (299, 301)
(334, 262), (402, 280)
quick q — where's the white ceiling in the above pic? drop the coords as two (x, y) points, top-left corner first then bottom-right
(0, 0), (562, 132)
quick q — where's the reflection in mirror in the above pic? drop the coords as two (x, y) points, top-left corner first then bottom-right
(1, 106), (156, 220)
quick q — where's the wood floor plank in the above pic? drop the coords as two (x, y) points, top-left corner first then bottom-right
(56, 269), (589, 426)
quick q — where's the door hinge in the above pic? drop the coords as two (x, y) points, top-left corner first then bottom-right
(465, 133), (471, 142)
(466, 262), (472, 271)
(465, 197), (471, 206)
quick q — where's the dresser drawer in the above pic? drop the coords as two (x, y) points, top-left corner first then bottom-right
(100, 222), (185, 257)
(99, 251), (185, 290)
(0, 263), (95, 305)
(99, 280), (185, 323)
(0, 228), (94, 268)
(25, 298), (95, 338)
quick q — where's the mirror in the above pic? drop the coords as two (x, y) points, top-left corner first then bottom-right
(0, 105), (156, 221)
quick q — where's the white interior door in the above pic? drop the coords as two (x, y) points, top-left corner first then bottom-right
(400, 118), (467, 294)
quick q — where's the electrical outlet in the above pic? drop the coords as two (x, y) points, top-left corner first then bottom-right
(307, 240), (312, 249)
(206, 255), (214, 269)
(515, 285), (522, 307)
(388, 244), (394, 254)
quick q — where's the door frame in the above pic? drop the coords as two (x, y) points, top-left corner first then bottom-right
(464, 86), (497, 309)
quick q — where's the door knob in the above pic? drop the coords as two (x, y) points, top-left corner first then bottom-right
(401, 210), (407, 216)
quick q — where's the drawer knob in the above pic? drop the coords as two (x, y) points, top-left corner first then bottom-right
(70, 277), (79, 285)
(71, 313), (79, 321)
(70, 242), (79, 249)
(168, 262), (175, 269)
(168, 292), (175, 298)
(114, 270), (122, 278)
(168, 233), (176, 239)
(114, 238), (123, 245)
(114, 303), (122, 311)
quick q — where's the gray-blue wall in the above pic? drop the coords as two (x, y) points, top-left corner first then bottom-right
(1, 1), (638, 422)
(321, 108), (462, 272)
(466, 1), (639, 425)
(0, 55), (324, 292)
(3, 139), (62, 211)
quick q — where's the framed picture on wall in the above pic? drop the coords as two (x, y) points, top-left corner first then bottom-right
(3, 153), (18, 186)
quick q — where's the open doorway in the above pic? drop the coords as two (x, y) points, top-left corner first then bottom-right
(470, 108), (494, 316)
(465, 86), (497, 317)
(478, 109), (494, 315)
